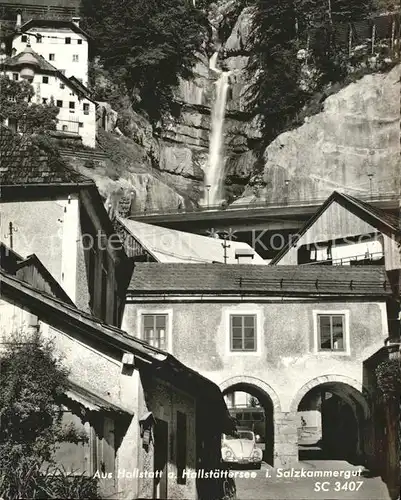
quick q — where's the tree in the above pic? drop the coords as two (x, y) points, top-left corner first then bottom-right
(246, 0), (377, 149)
(0, 330), (95, 499)
(0, 75), (59, 134)
(246, 0), (307, 148)
(81, 0), (209, 122)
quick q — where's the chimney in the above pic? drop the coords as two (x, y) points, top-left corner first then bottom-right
(72, 17), (80, 27)
(235, 247), (255, 264)
(16, 12), (22, 31)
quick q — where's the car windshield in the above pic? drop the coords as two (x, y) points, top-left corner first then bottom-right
(224, 431), (254, 441)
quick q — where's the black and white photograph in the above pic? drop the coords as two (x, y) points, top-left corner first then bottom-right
(0, 0), (400, 499)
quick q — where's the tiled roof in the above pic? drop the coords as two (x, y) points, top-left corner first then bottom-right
(0, 126), (93, 187)
(119, 218), (266, 264)
(18, 19), (91, 39)
(3, 45), (56, 72)
(3, 47), (95, 102)
(128, 263), (391, 297)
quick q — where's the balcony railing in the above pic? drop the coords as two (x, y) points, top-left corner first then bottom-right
(57, 119), (79, 135)
(302, 251), (385, 266)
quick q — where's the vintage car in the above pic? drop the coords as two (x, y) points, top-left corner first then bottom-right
(221, 429), (263, 469)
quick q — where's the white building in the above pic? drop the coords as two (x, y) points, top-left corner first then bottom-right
(3, 45), (96, 148)
(11, 17), (90, 87)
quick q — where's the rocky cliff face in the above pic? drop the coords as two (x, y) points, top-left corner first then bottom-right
(78, 1), (399, 215)
(238, 64), (400, 204)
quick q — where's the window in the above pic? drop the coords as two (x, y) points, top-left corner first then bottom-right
(230, 315), (256, 351)
(36, 35), (42, 43)
(77, 39), (82, 45)
(12, 73), (19, 81)
(317, 314), (345, 352)
(65, 37), (71, 44)
(176, 412), (187, 485)
(21, 35), (27, 42)
(72, 54), (79, 62)
(60, 83), (65, 89)
(42, 76), (49, 84)
(62, 125), (68, 131)
(142, 314), (167, 349)
(49, 53), (55, 61)
(42, 98), (48, 104)
(69, 101), (75, 109)
(79, 122), (83, 128)
(83, 103), (90, 115)
(56, 100), (63, 108)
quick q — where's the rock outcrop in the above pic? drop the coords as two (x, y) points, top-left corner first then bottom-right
(78, 1), (399, 214)
(237, 64), (401, 204)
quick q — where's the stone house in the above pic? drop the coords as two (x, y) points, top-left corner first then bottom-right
(0, 247), (233, 500)
(123, 262), (398, 468)
(0, 126), (131, 326)
(11, 17), (90, 86)
(2, 45), (96, 147)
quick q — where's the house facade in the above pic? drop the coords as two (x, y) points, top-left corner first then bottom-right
(3, 45), (96, 147)
(12, 18), (89, 86)
(123, 263), (398, 468)
(270, 191), (401, 271)
(0, 127), (130, 325)
(0, 252), (233, 500)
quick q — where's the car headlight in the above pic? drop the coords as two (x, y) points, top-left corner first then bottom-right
(252, 448), (262, 459)
(222, 446), (234, 460)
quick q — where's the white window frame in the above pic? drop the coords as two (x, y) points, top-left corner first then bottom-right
(313, 310), (350, 356)
(224, 309), (262, 357)
(137, 309), (173, 352)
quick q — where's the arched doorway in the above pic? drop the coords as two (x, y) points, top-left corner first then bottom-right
(220, 377), (279, 466)
(293, 380), (367, 463)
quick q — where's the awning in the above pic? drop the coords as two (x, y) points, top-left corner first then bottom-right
(63, 380), (134, 416)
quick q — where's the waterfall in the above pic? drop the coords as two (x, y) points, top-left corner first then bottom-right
(202, 52), (230, 207)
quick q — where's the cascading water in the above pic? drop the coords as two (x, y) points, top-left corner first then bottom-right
(202, 51), (231, 206)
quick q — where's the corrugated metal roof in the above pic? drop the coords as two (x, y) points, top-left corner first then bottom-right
(128, 263), (391, 296)
(119, 218), (266, 265)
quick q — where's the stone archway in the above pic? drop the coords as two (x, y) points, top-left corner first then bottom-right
(220, 376), (281, 466)
(290, 375), (369, 463)
(219, 376), (281, 413)
(289, 375), (369, 418)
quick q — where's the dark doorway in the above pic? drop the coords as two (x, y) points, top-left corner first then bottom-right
(297, 382), (365, 463)
(153, 419), (168, 499)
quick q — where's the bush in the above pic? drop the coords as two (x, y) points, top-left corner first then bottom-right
(0, 330), (97, 499)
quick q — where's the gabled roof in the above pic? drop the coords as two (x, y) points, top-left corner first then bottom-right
(3, 46), (96, 102)
(0, 268), (234, 433)
(270, 191), (401, 265)
(16, 19), (91, 40)
(119, 217), (266, 264)
(16, 254), (75, 306)
(4, 45), (55, 71)
(128, 263), (391, 297)
(0, 126), (94, 192)
(0, 242), (75, 305)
